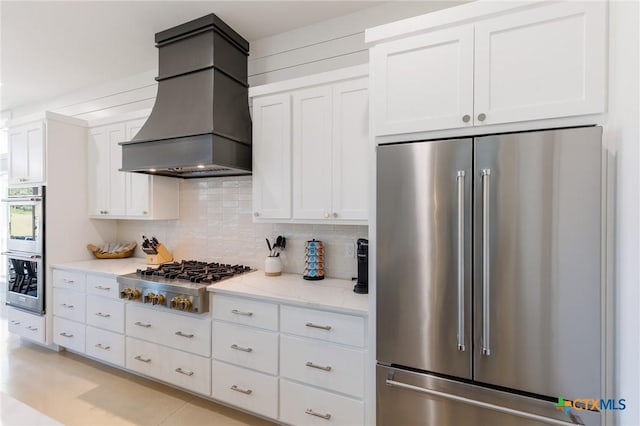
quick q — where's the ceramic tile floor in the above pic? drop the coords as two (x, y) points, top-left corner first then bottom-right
(0, 304), (277, 426)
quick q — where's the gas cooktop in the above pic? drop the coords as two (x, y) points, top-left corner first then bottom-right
(117, 260), (253, 314)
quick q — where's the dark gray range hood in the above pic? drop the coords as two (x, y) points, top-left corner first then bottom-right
(120, 14), (252, 178)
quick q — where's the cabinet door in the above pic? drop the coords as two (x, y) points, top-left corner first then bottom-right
(371, 25), (474, 136)
(252, 94), (292, 220)
(88, 124), (126, 217)
(331, 79), (369, 221)
(106, 124), (126, 216)
(124, 119), (150, 217)
(8, 121), (45, 185)
(292, 87), (333, 220)
(473, 2), (606, 126)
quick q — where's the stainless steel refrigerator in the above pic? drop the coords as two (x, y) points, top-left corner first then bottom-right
(376, 127), (603, 426)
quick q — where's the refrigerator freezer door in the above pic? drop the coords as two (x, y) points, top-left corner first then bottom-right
(473, 126), (602, 399)
(377, 138), (472, 379)
(377, 365), (600, 426)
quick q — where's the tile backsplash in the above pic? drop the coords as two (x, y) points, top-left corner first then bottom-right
(116, 177), (368, 280)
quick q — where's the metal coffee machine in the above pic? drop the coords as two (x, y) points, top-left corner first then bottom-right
(353, 238), (369, 294)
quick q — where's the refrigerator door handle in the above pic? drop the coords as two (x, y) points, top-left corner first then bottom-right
(456, 171), (466, 352)
(385, 375), (584, 426)
(481, 168), (491, 356)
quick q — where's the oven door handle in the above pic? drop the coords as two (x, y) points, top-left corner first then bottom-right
(2, 252), (42, 260)
(2, 197), (43, 202)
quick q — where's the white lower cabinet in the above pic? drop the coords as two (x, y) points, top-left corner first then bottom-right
(126, 337), (211, 396)
(86, 295), (125, 333)
(280, 379), (364, 426)
(7, 307), (46, 344)
(86, 326), (125, 366)
(212, 360), (278, 419)
(211, 321), (278, 375)
(53, 317), (86, 353)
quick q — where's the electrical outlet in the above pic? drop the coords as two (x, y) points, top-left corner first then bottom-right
(345, 242), (355, 258)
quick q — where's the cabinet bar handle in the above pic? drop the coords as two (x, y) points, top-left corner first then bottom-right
(230, 344), (253, 353)
(27, 326), (38, 331)
(59, 332), (73, 338)
(95, 285), (111, 291)
(95, 312), (111, 318)
(175, 331), (194, 338)
(10, 320), (20, 325)
(63, 279), (74, 283)
(95, 343), (111, 350)
(230, 385), (252, 395)
(305, 409), (331, 420)
(134, 321), (151, 328)
(481, 168), (491, 356)
(305, 322), (332, 331)
(134, 355), (151, 363)
(61, 303), (74, 309)
(175, 367), (194, 376)
(231, 309), (253, 317)
(305, 361), (332, 372)
(456, 170), (466, 352)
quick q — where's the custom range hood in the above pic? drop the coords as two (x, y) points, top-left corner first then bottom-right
(120, 14), (252, 178)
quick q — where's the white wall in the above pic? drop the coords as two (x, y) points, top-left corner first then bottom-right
(604, 1), (640, 425)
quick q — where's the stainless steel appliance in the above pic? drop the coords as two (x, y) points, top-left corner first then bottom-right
(119, 14), (252, 178)
(3, 186), (45, 314)
(117, 260), (253, 314)
(376, 127), (603, 426)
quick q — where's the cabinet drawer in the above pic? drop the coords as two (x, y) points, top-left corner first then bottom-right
(164, 345), (211, 396)
(212, 360), (278, 420)
(126, 304), (211, 357)
(281, 305), (365, 347)
(86, 295), (125, 333)
(53, 288), (86, 323)
(212, 321), (278, 375)
(86, 327), (125, 367)
(7, 307), (45, 344)
(126, 336), (163, 381)
(53, 317), (86, 353)
(280, 335), (365, 398)
(211, 295), (278, 331)
(280, 379), (364, 426)
(85, 275), (119, 299)
(52, 269), (86, 291)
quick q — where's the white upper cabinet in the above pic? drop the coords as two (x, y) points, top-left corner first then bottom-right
(371, 25), (474, 135)
(88, 116), (179, 220)
(252, 94), (292, 220)
(8, 121), (45, 185)
(368, 1), (607, 137)
(250, 65), (369, 224)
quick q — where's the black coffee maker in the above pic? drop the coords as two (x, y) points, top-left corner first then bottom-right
(353, 238), (369, 294)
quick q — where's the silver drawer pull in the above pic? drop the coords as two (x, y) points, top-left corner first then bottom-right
(175, 367), (194, 376)
(95, 285), (111, 291)
(134, 355), (151, 363)
(230, 385), (252, 395)
(95, 312), (111, 318)
(26, 326), (38, 331)
(63, 279), (75, 283)
(95, 343), (111, 350)
(61, 303), (75, 309)
(305, 361), (332, 372)
(10, 320), (20, 325)
(305, 409), (331, 420)
(231, 309), (253, 317)
(230, 344), (253, 353)
(305, 322), (332, 331)
(134, 321), (151, 328)
(175, 331), (194, 338)
(59, 332), (74, 338)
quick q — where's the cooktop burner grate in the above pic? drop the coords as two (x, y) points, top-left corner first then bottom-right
(135, 260), (252, 284)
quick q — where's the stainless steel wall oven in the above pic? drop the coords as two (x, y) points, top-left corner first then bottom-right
(3, 186), (44, 314)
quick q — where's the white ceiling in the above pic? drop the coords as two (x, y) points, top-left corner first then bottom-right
(0, 1), (385, 112)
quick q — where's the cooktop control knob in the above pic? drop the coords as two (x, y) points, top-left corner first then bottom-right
(171, 296), (183, 309)
(153, 294), (166, 306)
(120, 288), (141, 300)
(144, 292), (157, 304)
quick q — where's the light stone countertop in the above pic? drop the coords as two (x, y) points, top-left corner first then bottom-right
(207, 271), (369, 316)
(51, 258), (148, 276)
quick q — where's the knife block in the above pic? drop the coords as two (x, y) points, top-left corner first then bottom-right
(146, 243), (173, 265)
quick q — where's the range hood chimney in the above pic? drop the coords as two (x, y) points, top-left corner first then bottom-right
(120, 14), (252, 178)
